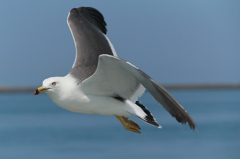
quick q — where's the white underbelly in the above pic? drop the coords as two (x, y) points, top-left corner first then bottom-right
(51, 95), (131, 116)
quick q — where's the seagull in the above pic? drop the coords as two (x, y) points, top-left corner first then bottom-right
(34, 7), (195, 133)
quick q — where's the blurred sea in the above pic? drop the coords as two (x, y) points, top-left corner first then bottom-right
(0, 90), (239, 159)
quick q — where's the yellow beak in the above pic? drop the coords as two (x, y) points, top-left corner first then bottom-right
(34, 86), (49, 95)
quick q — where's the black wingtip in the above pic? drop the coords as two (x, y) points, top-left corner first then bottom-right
(149, 79), (196, 130)
(70, 7), (107, 34)
(175, 114), (196, 130)
(187, 117), (196, 130)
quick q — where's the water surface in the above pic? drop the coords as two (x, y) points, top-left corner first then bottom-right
(0, 90), (239, 159)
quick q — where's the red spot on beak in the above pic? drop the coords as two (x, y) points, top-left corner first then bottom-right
(34, 89), (39, 95)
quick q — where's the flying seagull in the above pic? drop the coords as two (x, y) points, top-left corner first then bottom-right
(34, 7), (195, 133)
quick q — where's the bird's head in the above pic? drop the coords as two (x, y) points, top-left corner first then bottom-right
(34, 77), (62, 95)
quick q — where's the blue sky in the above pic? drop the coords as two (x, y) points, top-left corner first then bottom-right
(0, 0), (240, 86)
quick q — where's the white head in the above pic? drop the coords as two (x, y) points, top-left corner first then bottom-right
(34, 77), (64, 95)
(34, 75), (79, 102)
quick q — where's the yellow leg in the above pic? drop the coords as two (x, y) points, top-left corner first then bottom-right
(115, 116), (141, 134)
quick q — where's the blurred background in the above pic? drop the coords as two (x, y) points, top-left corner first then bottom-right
(0, 1), (239, 159)
(0, 0), (240, 87)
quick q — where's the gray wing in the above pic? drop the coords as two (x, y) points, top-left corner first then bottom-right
(82, 55), (196, 129)
(67, 7), (115, 82)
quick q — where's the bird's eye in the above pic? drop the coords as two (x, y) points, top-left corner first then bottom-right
(52, 82), (56, 86)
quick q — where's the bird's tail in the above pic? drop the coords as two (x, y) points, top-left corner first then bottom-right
(130, 101), (161, 128)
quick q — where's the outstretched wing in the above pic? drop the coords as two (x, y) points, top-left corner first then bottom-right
(67, 7), (116, 82)
(82, 55), (196, 129)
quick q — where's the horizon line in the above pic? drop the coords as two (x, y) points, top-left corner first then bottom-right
(0, 83), (240, 93)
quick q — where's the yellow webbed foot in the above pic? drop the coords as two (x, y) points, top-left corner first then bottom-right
(115, 116), (141, 134)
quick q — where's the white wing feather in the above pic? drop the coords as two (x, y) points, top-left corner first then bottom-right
(81, 54), (195, 129)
